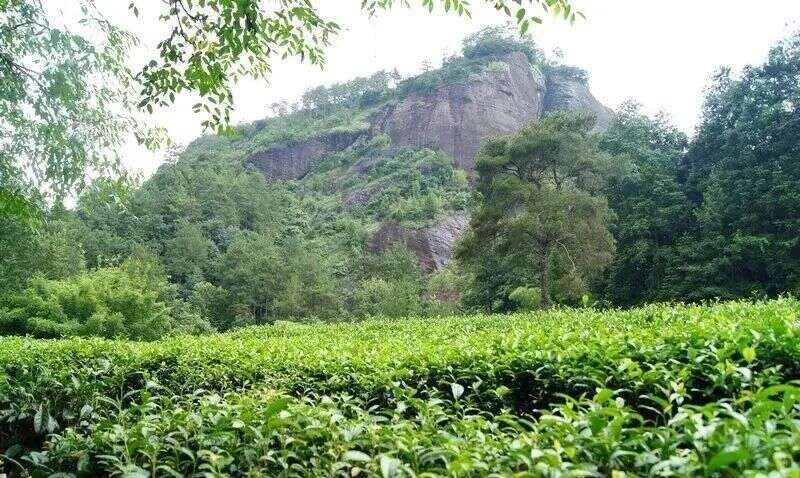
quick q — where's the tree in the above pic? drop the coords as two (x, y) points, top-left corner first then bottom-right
(353, 244), (424, 317)
(458, 112), (615, 310)
(76, 176), (147, 268)
(0, 0), (164, 214)
(163, 221), (212, 290)
(0, 207), (86, 293)
(671, 33), (800, 300)
(598, 102), (690, 305)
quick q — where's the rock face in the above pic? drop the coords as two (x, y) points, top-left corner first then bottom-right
(544, 71), (614, 132)
(372, 52), (546, 170)
(247, 130), (361, 180)
(246, 53), (612, 178)
(366, 214), (469, 272)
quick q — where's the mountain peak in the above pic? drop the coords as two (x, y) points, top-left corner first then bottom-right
(244, 50), (612, 180)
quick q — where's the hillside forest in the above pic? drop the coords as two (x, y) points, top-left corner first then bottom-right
(2, 28), (800, 340)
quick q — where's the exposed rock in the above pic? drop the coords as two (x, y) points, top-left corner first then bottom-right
(543, 71), (614, 131)
(342, 180), (386, 209)
(242, 53), (613, 272)
(372, 52), (546, 170)
(246, 130), (362, 180)
(367, 214), (469, 272)
(245, 53), (613, 180)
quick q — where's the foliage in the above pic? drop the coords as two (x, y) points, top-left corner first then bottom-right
(22, 25), (559, 330)
(211, 232), (341, 327)
(75, 176), (146, 268)
(0, 0), (162, 210)
(354, 245), (424, 317)
(672, 32), (800, 301)
(509, 285), (542, 310)
(462, 25), (543, 62)
(598, 102), (690, 305)
(398, 27), (544, 96)
(6, 23), (800, 331)
(0, 250), (198, 340)
(459, 112), (616, 310)
(353, 277), (423, 318)
(1, 299), (799, 475)
(0, 207), (86, 294)
(300, 70), (401, 114)
(424, 264), (470, 315)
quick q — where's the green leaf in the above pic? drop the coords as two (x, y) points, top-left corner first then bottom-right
(494, 385), (511, 398)
(265, 396), (290, 418)
(741, 346), (756, 363)
(707, 449), (750, 472)
(451, 382), (464, 400)
(519, 19), (530, 35)
(594, 388), (613, 403)
(343, 450), (371, 462)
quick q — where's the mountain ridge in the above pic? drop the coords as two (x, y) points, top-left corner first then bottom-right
(180, 34), (613, 272)
(242, 51), (612, 180)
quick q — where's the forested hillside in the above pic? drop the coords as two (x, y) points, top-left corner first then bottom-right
(2, 28), (800, 339)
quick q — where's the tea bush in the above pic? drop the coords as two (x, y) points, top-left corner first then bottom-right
(1, 299), (799, 475)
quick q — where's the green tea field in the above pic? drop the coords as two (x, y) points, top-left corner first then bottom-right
(2, 299), (800, 476)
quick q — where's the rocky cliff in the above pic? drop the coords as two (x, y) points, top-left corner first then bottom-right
(247, 130), (362, 180)
(366, 214), (470, 272)
(544, 70), (614, 131)
(241, 51), (612, 271)
(371, 52), (546, 170)
(247, 52), (611, 179)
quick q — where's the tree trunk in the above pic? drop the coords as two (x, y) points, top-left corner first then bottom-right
(539, 247), (551, 309)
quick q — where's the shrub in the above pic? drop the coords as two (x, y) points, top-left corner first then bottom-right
(462, 26), (542, 63)
(509, 285), (542, 310)
(1, 300), (800, 476)
(0, 252), (192, 340)
(353, 278), (422, 317)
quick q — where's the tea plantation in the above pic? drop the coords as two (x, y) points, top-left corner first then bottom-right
(1, 299), (800, 476)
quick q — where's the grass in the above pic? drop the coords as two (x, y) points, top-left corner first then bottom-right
(1, 299), (800, 475)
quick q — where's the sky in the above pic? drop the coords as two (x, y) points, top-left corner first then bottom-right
(76, 1), (800, 178)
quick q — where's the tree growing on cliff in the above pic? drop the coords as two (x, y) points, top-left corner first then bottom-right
(458, 112), (615, 310)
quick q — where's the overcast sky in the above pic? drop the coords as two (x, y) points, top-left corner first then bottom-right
(80, 1), (800, 178)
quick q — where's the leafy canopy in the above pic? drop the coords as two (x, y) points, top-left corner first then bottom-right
(0, 0), (164, 206)
(459, 112), (615, 310)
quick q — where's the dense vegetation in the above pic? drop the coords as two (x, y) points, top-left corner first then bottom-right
(3, 29), (800, 338)
(0, 29), (554, 338)
(6, 2), (799, 474)
(1, 299), (799, 475)
(458, 112), (615, 310)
